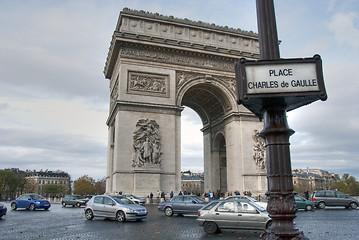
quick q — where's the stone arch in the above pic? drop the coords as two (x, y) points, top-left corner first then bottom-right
(176, 76), (237, 126)
(103, 9), (267, 199)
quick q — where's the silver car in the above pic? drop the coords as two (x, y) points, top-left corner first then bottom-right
(197, 200), (272, 234)
(121, 194), (145, 205)
(84, 195), (147, 222)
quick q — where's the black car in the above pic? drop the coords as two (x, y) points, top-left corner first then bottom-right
(0, 203), (7, 218)
(310, 190), (358, 209)
(62, 195), (89, 207)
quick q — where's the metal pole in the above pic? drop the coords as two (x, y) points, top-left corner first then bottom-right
(256, 0), (309, 239)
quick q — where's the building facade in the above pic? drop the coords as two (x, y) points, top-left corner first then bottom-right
(25, 170), (71, 197)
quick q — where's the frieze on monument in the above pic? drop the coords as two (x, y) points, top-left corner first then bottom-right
(132, 119), (162, 168)
(252, 130), (266, 170)
(127, 71), (169, 97)
(119, 46), (235, 71)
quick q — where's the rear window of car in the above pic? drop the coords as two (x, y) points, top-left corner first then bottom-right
(202, 202), (218, 210)
(171, 196), (183, 202)
(315, 191), (325, 197)
(94, 197), (104, 204)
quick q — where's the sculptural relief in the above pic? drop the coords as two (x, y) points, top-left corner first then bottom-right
(253, 129), (266, 170)
(132, 119), (162, 167)
(127, 71), (168, 97)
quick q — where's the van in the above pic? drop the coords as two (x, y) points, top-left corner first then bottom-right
(310, 190), (358, 209)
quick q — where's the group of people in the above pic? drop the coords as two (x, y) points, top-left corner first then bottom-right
(148, 189), (255, 203)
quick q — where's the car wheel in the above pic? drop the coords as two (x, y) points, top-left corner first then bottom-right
(29, 203), (36, 211)
(85, 209), (94, 220)
(349, 202), (358, 209)
(203, 221), (218, 234)
(44, 207), (49, 211)
(266, 220), (272, 229)
(11, 203), (17, 210)
(62, 202), (66, 207)
(116, 211), (126, 222)
(164, 207), (173, 217)
(318, 202), (326, 209)
(76, 202), (81, 207)
(305, 205), (313, 211)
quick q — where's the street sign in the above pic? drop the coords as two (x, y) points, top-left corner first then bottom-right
(235, 54), (327, 119)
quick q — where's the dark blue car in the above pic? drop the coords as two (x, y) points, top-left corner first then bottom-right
(0, 203), (7, 218)
(11, 194), (51, 211)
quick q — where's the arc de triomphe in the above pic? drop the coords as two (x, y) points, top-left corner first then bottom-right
(104, 9), (267, 198)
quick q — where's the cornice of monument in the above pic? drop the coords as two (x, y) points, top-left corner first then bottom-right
(120, 8), (258, 37)
(104, 8), (260, 79)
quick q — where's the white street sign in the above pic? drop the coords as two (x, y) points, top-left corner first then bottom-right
(246, 63), (319, 94)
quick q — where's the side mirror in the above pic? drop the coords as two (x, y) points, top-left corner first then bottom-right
(192, 200), (197, 204)
(28, 198), (32, 201)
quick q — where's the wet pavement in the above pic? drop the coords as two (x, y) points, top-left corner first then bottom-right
(0, 202), (358, 240)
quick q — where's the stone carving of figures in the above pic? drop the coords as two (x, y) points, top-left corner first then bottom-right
(132, 119), (162, 167)
(252, 130), (266, 170)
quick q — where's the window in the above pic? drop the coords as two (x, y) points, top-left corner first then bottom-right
(20, 195), (30, 200)
(217, 201), (236, 212)
(336, 191), (346, 198)
(171, 196), (183, 202)
(104, 197), (114, 205)
(94, 197), (104, 204)
(238, 202), (258, 213)
(326, 191), (335, 197)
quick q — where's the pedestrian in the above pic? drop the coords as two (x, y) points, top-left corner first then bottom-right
(150, 192), (153, 203)
(304, 190), (309, 199)
(179, 191), (183, 195)
(170, 191), (174, 198)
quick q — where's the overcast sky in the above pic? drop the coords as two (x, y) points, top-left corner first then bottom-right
(1, 0), (358, 181)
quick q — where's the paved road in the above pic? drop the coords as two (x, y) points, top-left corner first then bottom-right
(0, 202), (358, 240)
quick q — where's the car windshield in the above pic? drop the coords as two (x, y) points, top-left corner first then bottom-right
(30, 195), (45, 200)
(247, 201), (265, 212)
(245, 196), (259, 202)
(113, 197), (134, 204)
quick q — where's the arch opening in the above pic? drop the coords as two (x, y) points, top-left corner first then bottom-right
(180, 82), (231, 196)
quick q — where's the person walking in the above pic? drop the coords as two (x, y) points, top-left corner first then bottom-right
(149, 192), (154, 203)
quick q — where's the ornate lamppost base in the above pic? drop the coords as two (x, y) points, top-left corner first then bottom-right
(260, 231), (310, 240)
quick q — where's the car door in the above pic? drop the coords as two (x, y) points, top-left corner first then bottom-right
(92, 196), (105, 216)
(183, 196), (199, 213)
(103, 197), (116, 218)
(294, 195), (305, 209)
(325, 191), (336, 206)
(237, 202), (265, 229)
(213, 201), (238, 228)
(335, 191), (349, 207)
(18, 195), (31, 208)
(170, 196), (184, 213)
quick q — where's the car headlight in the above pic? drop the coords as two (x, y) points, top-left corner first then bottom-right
(36, 201), (41, 204)
(123, 208), (136, 213)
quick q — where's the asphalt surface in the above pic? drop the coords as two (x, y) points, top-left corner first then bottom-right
(0, 202), (358, 240)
